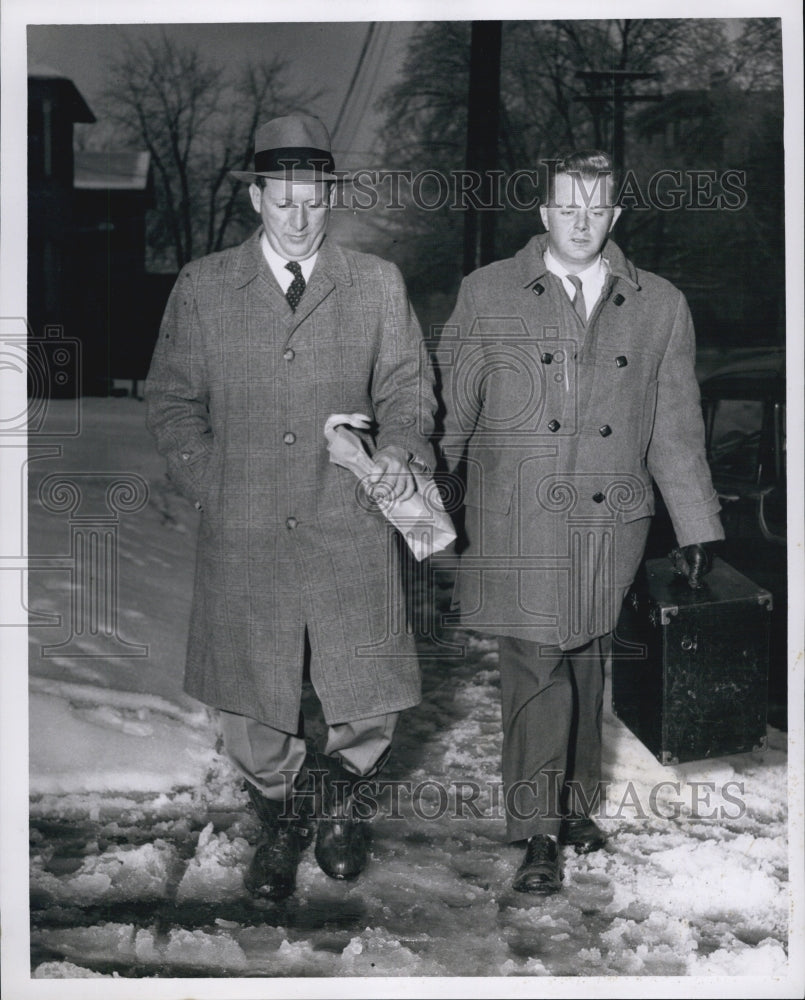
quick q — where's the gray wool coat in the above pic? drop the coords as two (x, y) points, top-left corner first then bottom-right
(145, 229), (436, 730)
(439, 234), (724, 650)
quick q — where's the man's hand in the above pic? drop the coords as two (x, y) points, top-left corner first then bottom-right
(669, 543), (713, 589)
(367, 445), (416, 504)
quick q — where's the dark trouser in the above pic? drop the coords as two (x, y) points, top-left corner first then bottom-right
(497, 636), (604, 842)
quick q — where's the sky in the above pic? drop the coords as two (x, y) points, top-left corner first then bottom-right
(26, 21), (417, 172)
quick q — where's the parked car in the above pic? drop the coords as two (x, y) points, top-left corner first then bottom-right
(700, 350), (786, 542)
(645, 348), (788, 729)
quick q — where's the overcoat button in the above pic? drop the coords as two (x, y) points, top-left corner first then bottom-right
(553, 350), (565, 363)
(540, 352), (553, 364)
(283, 432), (296, 445)
(613, 294), (625, 305)
(599, 425), (612, 437)
(615, 356), (628, 367)
(592, 492), (605, 503)
(283, 348), (295, 361)
(533, 283), (545, 296)
(181, 452), (190, 461)
(286, 516), (298, 529)
(548, 419), (561, 432)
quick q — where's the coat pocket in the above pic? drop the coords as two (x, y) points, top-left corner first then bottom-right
(641, 378), (659, 453)
(464, 480), (515, 515)
(613, 514), (653, 586)
(620, 488), (655, 523)
(459, 480), (516, 562)
(167, 439), (213, 504)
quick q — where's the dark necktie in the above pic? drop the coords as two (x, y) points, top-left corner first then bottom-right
(285, 261), (306, 311)
(566, 274), (587, 324)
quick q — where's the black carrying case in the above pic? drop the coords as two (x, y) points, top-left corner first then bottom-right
(612, 556), (772, 765)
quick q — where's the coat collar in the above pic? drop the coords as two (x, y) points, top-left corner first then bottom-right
(230, 227), (353, 290)
(515, 233), (641, 291)
(230, 227), (353, 345)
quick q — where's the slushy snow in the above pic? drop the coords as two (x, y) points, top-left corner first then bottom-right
(7, 398), (802, 996)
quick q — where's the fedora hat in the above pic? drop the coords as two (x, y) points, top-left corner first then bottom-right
(230, 114), (337, 182)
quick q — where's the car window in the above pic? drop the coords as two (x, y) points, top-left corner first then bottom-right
(707, 398), (764, 482)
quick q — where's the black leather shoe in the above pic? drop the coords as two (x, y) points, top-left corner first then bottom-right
(312, 754), (370, 881)
(558, 816), (607, 855)
(245, 822), (307, 900)
(243, 781), (313, 901)
(512, 835), (562, 894)
(315, 810), (370, 881)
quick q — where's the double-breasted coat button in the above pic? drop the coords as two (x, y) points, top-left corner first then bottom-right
(540, 352), (553, 364)
(592, 491), (605, 503)
(613, 293), (625, 305)
(615, 355), (628, 367)
(283, 348), (295, 361)
(533, 283), (545, 296)
(286, 516), (298, 529)
(599, 425), (612, 437)
(548, 419), (561, 432)
(283, 431), (296, 445)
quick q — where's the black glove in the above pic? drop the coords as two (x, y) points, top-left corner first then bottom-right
(669, 543), (713, 590)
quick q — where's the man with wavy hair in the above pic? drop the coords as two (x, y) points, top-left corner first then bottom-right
(439, 150), (723, 894)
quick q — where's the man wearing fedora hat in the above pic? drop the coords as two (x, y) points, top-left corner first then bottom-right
(145, 114), (436, 901)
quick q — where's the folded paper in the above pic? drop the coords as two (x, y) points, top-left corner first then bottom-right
(324, 413), (456, 561)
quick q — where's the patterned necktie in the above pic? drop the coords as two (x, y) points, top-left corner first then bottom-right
(566, 274), (587, 324)
(285, 261), (306, 311)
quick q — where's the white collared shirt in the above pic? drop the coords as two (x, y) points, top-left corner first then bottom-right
(543, 249), (608, 318)
(260, 232), (318, 292)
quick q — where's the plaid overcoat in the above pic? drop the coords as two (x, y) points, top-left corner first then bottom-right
(145, 230), (436, 730)
(439, 234), (724, 650)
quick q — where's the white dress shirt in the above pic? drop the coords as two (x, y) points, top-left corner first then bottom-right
(260, 233), (318, 291)
(543, 249), (608, 319)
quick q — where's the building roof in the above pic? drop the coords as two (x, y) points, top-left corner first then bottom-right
(28, 64), (96, 123)
(28, 63), (71, 79)
(74, 151), (152, 192)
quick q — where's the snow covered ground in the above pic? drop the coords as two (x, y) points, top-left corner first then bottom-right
(3, 397), (804, 998)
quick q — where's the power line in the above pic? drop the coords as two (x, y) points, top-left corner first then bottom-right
(332, 23), (396, 167)
(332, 23), (376, 144)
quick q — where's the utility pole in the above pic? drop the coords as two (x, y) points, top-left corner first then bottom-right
(574, 70), (662, 172)
(463, 21), (502, 275)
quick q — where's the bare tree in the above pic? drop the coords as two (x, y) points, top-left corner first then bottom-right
(101, 31), (320, 271)
(375, 16), (783, 350)
(375, 20), (720, 294)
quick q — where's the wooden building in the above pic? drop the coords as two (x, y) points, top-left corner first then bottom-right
(28, 66), (160, 396)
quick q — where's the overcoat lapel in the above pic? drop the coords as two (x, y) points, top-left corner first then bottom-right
(229, 231), (356, 345)
(284, 239), (353, 345)
(284, 270), (335, 344)
(230, 229), (295, 325)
